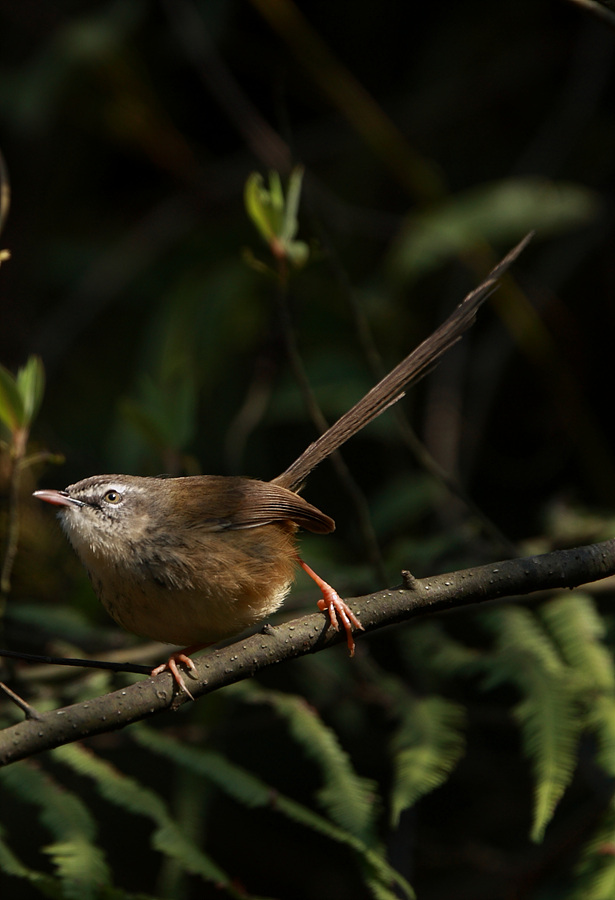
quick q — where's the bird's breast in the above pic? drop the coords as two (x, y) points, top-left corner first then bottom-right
(84, 523), (300, 645)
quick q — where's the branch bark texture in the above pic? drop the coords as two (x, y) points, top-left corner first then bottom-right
(1, 538), (614, 766)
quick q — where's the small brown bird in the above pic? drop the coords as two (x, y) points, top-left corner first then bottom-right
(34, 238), (529, 696)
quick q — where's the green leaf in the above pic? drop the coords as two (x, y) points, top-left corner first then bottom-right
(236, 681), (379, 843)
(515, 681), (580, 843)
(540, 594), (615, 779)
(398, 621), (485, 680)
(43, 841), (110, 900)
(285, 239), (309, 268)
(280, 165), (303, 243)
(569, 800), (615, 900)
(267, 169), (284, 217)
(390, 695), (466, 826)
(52, 742), (236, 894)
(16, 354), (45, 425)
(120, 370), (197, 454)
(244, 167), (309, 267)
(0, 760), (111, 899)
(480, 606), (581, 842)
(0, 824), (61, 899)
(134, 725), (415, 900)
(388, 177), (598, 282)
(9, 602), (101, 646)
(0, 361), (25, 431)
(540, 593), (615, 692)
(244, 171), (280, 244)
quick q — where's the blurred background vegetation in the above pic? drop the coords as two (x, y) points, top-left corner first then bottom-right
(2, 1), (615, 898)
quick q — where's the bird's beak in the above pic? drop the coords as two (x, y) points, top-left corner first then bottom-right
(33, 489), (83, 508)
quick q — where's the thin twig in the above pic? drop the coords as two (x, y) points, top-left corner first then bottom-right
(0, 648), (151, 676)
(564, 0), (615, 29)
(0, 681), (42, 721)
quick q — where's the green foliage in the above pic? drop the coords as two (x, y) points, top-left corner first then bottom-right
(119, 374), (197, 461)
(2, 3), (615, 897)
(0, 364), (24, 434)
(397, 620), (485, 680)
(0, 822), (62, 899)
(478, 595), (615, 843)
(387, 177), (598, 283)
(16, 355), (46, 428)
(395, 595), (615, 852)
(480, 604), (583, 842)
(234, 681), (379, 843)
(133, 724), (414, 900)
(389, 692), (466, 827)
(0, 355), (44, 436)
(4, 595), (615, 898)
(568, 802), (615, 900)
(244, 168), (309, 269)
(51, 742), (239, 896)
(0, 759), (111, 899)
(9, 601), (111, 648)
(0, 354), (51, 598)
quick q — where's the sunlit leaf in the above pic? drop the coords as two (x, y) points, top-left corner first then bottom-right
(280, 165), (304, 243)
(244, 167), (309, 267)
(244, 171), (279, 244)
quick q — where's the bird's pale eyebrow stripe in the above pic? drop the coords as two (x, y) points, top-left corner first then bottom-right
(90, 483), (138, 499)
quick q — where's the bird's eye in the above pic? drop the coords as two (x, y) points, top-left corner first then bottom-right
(103, 490), (123, 504)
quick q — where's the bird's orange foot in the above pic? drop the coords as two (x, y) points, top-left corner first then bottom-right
(151, 644), (207, 700)
(299, 559), (364, 655)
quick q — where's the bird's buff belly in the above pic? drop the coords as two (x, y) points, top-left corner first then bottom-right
(100, 580), (291, 645)
(89, 565), (294, 645)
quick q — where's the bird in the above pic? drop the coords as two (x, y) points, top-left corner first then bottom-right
(34, 236), (530, 697)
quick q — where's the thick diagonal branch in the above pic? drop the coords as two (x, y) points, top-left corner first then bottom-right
(1, 537), (614, 766)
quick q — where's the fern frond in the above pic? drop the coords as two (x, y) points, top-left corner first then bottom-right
(539, 593), (615, 778)
(398, 621), (485, 681)
(155, 767), (208, 900)
(480, 606), (568, 688)
(360, 868), (413, 900)
(44, 841), (110, 900)
(51, 743), (241, 898)
(0, 823), (61, 899)
(585, 696), (615, 778)
(540, 593), (615, 691)
(480, 606), (581, 842)
(234, 681), (379, 843)
(134, 725), (415, 900)
(567, 799), (615, 899)
(389, 695), (466, 827)
(515, 679), (580, 842)
(0, 820), (161, 900)
(0, 760), (111, 899)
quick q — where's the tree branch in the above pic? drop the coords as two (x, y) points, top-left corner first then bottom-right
(1, 537), (614, 766)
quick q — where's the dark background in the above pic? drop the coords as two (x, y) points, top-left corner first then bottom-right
(2, 1), (615, 898)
